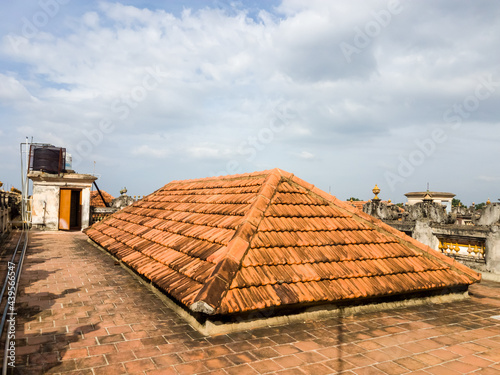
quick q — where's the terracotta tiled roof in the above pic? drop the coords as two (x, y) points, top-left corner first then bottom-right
(90, 190), (114, 207)
(85, 169), (480, 316)
(349, 200), (367, 210)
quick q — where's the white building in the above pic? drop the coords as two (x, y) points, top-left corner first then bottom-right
(404, 191), (455, 212)
(29, 171), (97, 230)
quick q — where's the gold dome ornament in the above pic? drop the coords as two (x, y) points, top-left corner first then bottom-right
(487, 198), (491, 205)
(372, 184), (381, 202)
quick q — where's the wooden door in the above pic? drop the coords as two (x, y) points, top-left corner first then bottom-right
(59, 188), (71, 230)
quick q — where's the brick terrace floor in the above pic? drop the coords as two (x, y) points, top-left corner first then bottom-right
(3, 231), (500, 374)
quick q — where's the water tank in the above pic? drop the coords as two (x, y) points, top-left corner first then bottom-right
(31, 146), (66, 174)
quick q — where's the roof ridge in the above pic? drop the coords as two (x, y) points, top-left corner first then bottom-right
(189, 170), (283, 314)
(168, 169), (279, 185)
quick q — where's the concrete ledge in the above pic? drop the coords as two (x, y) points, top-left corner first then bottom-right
(87, 238), (471, 336)
(480, 271), (500, 283)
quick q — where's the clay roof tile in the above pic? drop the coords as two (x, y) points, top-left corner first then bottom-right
(85, 168), (481, 317)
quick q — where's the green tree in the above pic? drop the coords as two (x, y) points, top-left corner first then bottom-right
(475, 202), (486, 210)
(348, 197), (361, 201)
(452, 198), (462, 207)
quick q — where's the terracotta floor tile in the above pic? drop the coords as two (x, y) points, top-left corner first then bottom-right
(250, 359), (283, 374)
(251, 347), (281, 360)
(224, 364), (260, 375)
(412, 352), (445, 366)
(145, 367), (177, 375)
(300, 363), (334, 375)
(352, 365), (387, 374)
(363, 349), (397, 362)
(203, 345), (233, 358)
(75, 355), (107, 369)
(347, 353), (382, 368)
(393, 356), (427, 371)
(123, 358), (156, 373)
(293, 340), (323, 351)
(87, 344), (117, 356)
(274, 354), (307, 369)
(202, 357), (235, 370)
(11, 232), (500, 375)
(373, 361), (409, 375)
(105, 350), (137, 364)
(226, 352), (259, 365)
(294, 350), (327, 364)
(425, 365), (462, 375)
(476, 349), (500, 362)
(274, 368), (307, 375)
(93, 363), (127, 375)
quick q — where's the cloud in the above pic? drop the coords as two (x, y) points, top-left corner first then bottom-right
(296, 151), (315, 160)
(0, 73), (36, 104)
(0, 0), (499, 203)
(478, 176), (500, 183)
(132, 145), (170, 158)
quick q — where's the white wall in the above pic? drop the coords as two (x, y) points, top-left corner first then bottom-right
(31, 185), (60, 230)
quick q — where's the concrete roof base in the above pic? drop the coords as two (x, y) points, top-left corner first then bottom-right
(88, 238), (471, 336)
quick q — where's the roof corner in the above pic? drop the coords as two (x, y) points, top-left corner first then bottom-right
(190, 301), (215, 315)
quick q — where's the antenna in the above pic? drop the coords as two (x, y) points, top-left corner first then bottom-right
(427, 182), (429, 191)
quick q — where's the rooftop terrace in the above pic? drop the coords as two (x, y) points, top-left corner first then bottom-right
(2, 231), (500, 374)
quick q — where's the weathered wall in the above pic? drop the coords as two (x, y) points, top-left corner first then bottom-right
(406, 202), (450, 224)
(477, 204), (500, 226)
(486, 226), (500, 273)
(412, 220), (440, 251)
(363, 201), (400, 220)
(111, 194), (134, 209)
(31, 185), (60, 230)
(81, 187), (91, 229)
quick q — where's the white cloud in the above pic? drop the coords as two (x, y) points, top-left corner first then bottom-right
(296, 151), (315, 160)
(0, 74), (36, 104)
(132, 145), (169, 158)
(0, 1), (499, 202)
(478, 176), (500, 183)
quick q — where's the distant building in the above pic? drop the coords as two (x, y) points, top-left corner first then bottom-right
(405, 191), (455, 212)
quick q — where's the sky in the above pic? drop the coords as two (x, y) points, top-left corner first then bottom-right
(0, 0), (499, 204)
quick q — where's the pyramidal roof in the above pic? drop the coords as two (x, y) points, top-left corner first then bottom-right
(85, 169), (480, 316)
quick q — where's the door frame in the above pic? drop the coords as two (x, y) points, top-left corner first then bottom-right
(59, 188), (82, 230)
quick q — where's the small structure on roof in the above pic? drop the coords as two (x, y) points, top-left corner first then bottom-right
(85, 169), (480, 334)
(405, 191), (455, 212)
(28, 144), (97, 231)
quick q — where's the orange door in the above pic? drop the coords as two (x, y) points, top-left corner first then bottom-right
(59, 189), (71, 230)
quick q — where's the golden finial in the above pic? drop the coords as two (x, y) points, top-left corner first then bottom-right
(388, 199), (392, 204)
(372, 184), (381, 201)
(487, 198), (491, 205)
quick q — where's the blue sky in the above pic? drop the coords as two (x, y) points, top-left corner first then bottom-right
(1, 0), (499, 204)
